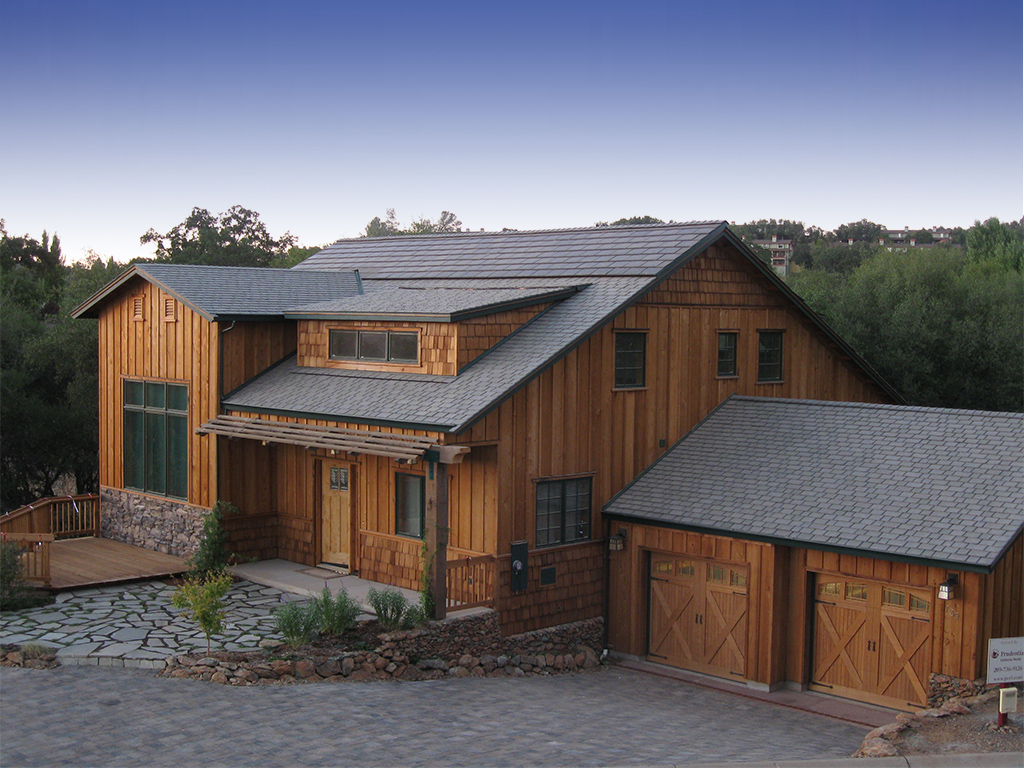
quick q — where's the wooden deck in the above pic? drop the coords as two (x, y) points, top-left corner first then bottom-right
(48, 538), (188, 590)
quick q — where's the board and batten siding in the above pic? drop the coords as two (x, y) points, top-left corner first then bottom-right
(220, 321), (296, 395)
(97, 279), (219, 509)
(458, 241), (890, 634)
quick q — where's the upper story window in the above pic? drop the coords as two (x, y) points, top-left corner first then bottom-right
(758, 331), (784, 382)
(536, 476), (591, 547)
(614, 331), (646, 389)
(123, 380), (188, 499)
(329, 329), (418, 364)
(717, 332), (738, 377)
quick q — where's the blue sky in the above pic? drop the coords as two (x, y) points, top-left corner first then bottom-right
(2, 0), (1020, 262)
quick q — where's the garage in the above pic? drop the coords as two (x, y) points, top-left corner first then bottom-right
(810, 573), (932, 709)
(647, 552), (748, 679)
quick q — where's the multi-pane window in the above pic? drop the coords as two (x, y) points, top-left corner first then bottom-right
(536, 477), (591, 547)
(757, 331), (784, 382)
(395, 473), (425, 538)
(717, 332), (738, 377)
(329, 329), (418, 363)
(614, 332), (646, 389)
(124, 380), (188, 498)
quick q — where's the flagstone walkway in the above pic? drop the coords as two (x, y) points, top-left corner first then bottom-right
(0, 580), (295, 667)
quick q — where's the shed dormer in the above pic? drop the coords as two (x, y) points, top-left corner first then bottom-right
(287, 284), (583, 376)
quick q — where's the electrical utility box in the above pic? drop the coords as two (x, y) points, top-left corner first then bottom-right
(510, 540), (528, 592)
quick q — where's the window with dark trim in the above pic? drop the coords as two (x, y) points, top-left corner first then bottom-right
(614, 332), (646, 389)
(536, 477), (591, 547)
(330, 329), (418, 364)
(757, 331), (784, 382)
(123, 380), (188, 499)
(395, 472), (425, 538)
(717, 332), (738, 377)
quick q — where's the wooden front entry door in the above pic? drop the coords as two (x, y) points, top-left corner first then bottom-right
(811, 575), (933, 709)
(320, 461), (355, 568)
(648, 553), (748, 679)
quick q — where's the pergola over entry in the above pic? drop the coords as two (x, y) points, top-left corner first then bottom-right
(196, 414), (469, 617)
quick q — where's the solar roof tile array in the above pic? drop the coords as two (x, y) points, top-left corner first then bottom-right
(604, 396), (1024, 569)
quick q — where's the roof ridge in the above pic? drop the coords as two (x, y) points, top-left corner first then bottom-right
(729, 395), (1024, 419)
(325, 220), (726, 245)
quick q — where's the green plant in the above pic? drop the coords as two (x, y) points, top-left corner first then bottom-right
(19, 642), (55, 659)
(0, 540), (50, 611)
(309, 586), (361, 635)
(171, 569), (233, 654)
(186, 500), (238, 578)
(274, 600), (320, 647)
(419, 539), (436, 620)
(367, 587), (422, 631)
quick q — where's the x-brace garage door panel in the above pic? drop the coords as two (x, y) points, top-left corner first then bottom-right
(648, 553), (748, 679)
(811, 575), (932, 709)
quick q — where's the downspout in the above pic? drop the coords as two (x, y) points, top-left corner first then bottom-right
(602, 517), (611, 657)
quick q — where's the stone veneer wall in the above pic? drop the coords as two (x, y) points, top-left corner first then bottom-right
(100, 488), (207, 558)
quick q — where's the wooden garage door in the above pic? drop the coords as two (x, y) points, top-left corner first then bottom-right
(811, 575), (933, 709)
(648, 553), (748, 679)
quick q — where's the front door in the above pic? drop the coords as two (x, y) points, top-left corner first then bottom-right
(648, 553), (748, 679)
(811, 575), (933, 709)
(320, 461), (354, 568)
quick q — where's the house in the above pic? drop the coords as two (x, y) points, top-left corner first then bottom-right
(604, 395), (1023, 710)
(749, 235), (793, 276)
(72, 221), (1020, 709)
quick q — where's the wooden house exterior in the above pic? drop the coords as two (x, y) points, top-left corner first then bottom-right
(74, 223), (1022, 711)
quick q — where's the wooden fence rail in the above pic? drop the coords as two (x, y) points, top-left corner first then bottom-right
(1, 533), (55, 585)
(0, 495), (100, 539)
(446, 554), (495, 610)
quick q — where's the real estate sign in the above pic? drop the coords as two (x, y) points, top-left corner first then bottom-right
(987, 636), (1024, 685)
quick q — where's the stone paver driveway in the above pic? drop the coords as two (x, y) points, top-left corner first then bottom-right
(0, 663), (867, 767)
(0, 580), (294, 664)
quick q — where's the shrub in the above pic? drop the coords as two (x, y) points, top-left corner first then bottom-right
(0, 540), (51, 612)
(19, 642), (55, 660)
(309, 586), (361, 635)
(186, 500), (238, 578)
(275, 600), (320, 647)
(171, 569), (234, 654)
(367, 587), (422, 631)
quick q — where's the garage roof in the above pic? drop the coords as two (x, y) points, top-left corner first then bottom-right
(604, 396), (1024, 571)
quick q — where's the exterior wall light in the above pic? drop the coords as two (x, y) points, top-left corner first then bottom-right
(608, 528), (627, 552)
(938, 574), (958, 601)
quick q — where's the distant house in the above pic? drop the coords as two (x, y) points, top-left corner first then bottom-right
(73, 221), (1021, 710)
(750, 235), (793, 276)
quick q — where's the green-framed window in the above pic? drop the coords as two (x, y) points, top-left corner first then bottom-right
(536, 476), (591, 547)
(614, 331), (646, 389)
(718, 332), (738, 377)
(395, 472), (425, 538)
(124, 380), (188, 499)
(330, 329), (418, 363)
(757, 331), (784, 382)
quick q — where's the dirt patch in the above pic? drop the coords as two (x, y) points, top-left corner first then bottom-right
(891, 695), (1022, 756)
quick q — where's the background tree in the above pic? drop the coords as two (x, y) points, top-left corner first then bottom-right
(913, 229), (934, 244)
(363, 209), (463, 237)
(598, 215), (665, 226)
(807, 240), (880, 273)
(140, 206), (296, 267)
(833, 219), (885, 243)
(965, 217), (1024, 272)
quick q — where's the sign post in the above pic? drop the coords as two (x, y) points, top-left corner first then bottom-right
(987, 637), (1024, 727)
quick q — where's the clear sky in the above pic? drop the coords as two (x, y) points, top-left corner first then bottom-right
(2, 0), (1021, 263)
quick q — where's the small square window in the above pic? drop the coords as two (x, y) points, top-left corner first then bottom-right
(389, 332), (418, 363)
(536, 477), (591, 547)
(718, 332), (738, 377)
(359, 331), (388, 361)
(614, 332), (646, 389)
(758, 331), (784, 382)
(330, 330), (358, 359)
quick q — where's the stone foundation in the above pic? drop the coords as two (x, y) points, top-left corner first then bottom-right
(100, 487), (206, 558)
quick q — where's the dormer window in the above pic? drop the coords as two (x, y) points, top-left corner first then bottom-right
(329, 329), (419, 364)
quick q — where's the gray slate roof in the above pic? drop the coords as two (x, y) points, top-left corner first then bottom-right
(287, 284), (582, 320)
(73, 264), (362, 321)
(604, 396), (1024, 570)
(295, 222), (726, 279)
(223, 277), (651, 430)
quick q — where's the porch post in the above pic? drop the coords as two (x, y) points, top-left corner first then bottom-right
(424, 460), (448, 620)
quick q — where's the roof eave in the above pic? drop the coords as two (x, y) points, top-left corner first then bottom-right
(70, 264), (216, 322)
(220, 402), (455, 434)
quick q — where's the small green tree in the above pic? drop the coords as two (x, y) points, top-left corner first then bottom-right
(186, 501), (236, 578)
(171, 570), (234, 654)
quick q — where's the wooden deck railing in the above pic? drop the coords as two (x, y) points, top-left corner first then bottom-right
(0, 494), (100, 539)
(1, 533), (55, 585)
(446, 554), (495, 610)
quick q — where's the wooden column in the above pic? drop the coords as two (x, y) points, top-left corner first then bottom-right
(425, 460), (449, 619)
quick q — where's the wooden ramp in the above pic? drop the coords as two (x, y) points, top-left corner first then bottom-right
(48, 538), (187, 590)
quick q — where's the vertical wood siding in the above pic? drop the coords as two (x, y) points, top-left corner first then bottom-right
(97, 280), (218, 508)
(456, 304), (551, 369)
(220, 321), (297, 395)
